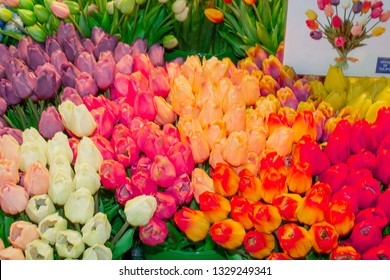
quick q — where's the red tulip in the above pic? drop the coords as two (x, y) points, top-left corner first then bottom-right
(372, 137), (390, 185)
(331, 185), (359, 214)
(330, 245), (361, 260)
(131, 171), (158, 195)
(153, 192), (177, 220)
(350, 119), (371, 154)
(139, 217), (168, 246)
(251, 203), (282, 234)
(355, 208), (388, 230)
(150, 155), (176, 188)
(133, 53), (153, 78)
(99, 160), (127, 190)
(324, 120), (352, 165)
(357, 176), (380, 209)
(230, 196), (254, 230)
(309, 222), (339, 254)
(362, 243), (390, 260)
(210, 219), (246, 250)
(350, 221), (382, 252)
(243, 230), (275, 259)
(90, 107), (115, 139)
(318, 163), (349, 193)
(166, 174), (193, 205)
(272, 193), (302, 222)
(111, 124), (132, 147)
(277, 223), (312, 259)
(346, 150), (375, 171)
(114, 135), (140, 167)
(374, 107), (390, 139)
(345, 168), (372, 187)
(199, 191), (231, 223)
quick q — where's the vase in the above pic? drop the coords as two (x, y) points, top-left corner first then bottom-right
(164, 49), (239, 64)
(142, 245), (227, 260)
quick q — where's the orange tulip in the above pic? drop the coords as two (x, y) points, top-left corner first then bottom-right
(154, 96), (176, 125)
(329, 245), (361, 260)
(292, 110), (317, 142)
(209, 138), (228, 169)
(204, 119), (227, 149)
(255, 96), (279, 121)
(277, 223), (312, 259)
(246, 108), (265, 131)
(238, 169), (262, 202)
(279, 106), (298, 128)
(170, 75), (195, 116)
(0, 134), (20, 162)
(203, 57), (229, 83)
(239, 74), (260, 106)
(199, 191), (231, 223)
(214, 77), (232, 106)
(235, 152), (261, 176)
(174, 207), (210, 242)
(246, 127), (266, 155)
(296, 182), (332, 225)
(191, 168), (214, 203)
(188, 130), (210, 164)
(222, 104), (246, 134)
(266, 252), (293, 260)
(259, 167), (287, 204)
(212, 163), (240, 197)
(266, 112), (289, 137)
(222, 131), (249, 167)
(0, 158), (19, 186)
(251, 202), (282, 234)
(195, 80), (215, 109)
(210, 219), (246, 249)
(197, 99), (223, 129)
(0, 182), (29, 215)
(177, 115), (203, 143)
(259, 150), (287, 180)
(230, 195), (254, 230)
(204, 8), (224, 23)
(222, 86), (245, 114)
(286, 160), (313, 194)
(243, 230), (275, 259)
(326, 200), (355, 236)
(272, 193), (302, 222)
(266, 126), (294, 157)
(309, 222), (339, 254)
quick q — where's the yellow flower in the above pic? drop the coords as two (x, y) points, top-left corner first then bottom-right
(372, 26), (386, 36)
(305, 9), (317, 21)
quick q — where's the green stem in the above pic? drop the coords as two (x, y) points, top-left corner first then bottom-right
(1, 114), (17, 129)
(118, 14), (126, 27)
(75, 223), (81, 232)
(156, 12), (174, 31)
(94, 193), (99, 215)
(112, 222), (129, 244)
(145, 0), (151, 14)
(10, 19), (28, 35)
(132, 5), (139, 39)
(27, 98), (40, 126)
(68, 15), (83, 35)
(15, 105), (28, 129)
(252, 4), (261, 23)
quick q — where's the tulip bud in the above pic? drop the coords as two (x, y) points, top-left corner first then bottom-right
(38, 213), (68, 245)
(0, 8), (12, 22)
(26, 194), (56, 224)
(8, 221), (39, 250)
(56, 230), (85, 258)
(162, 35), (179, 50)
(115, 0), (135, 15)
(172, 0), (186, 14)
(0, 247), (25, 260)
(48, 170), (75, 206)
(64, 188), (94, 224)
(25, 239), (54, 260)
(0, 182), (29, 215)
(50, 2), (70, 19)
(175, 6), (189, 22)
(210, 219), (246, 249)
(74, 162), (101, 195)
(205, 8), (224, 23)
(63, 1), (80, 14)
(124, 195), (157, 226)
(3, 0), (19, 8)
(82, 244), (112, 260)
(18, 9), (37, 26)
(74, 136), (103, 172)
(34, 5), (51, 23)
(81, 213), (111, 247)
(26, 24), (48, 43)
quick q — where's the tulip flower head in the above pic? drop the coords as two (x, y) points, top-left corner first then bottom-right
(330, 245), (361, 259)
(277, 223), (312, 259)
(174, 207), (210, 242)
(199, 191), (231, 223)
(82, 244), (112, 260)
(124, 195), (157, 227)
(56, 230), (85, 258)
(25, 239), (54, 260)
(243, 230), (275, 259)
(210, 219), (246, 250)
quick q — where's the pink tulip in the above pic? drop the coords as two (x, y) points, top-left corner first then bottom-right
(39, 106), (65, 139)
(114, 135), (140, 167)
(346, 149), (375, 171)
(377, 189), (390, 220)
(355, 208), (388, 231)
(91, 134), (115, 160)
(131, 170), (158, 195)
(8, 221), (39, 250)
(99, 160), (127, 190)
(371, 7), (383, 18)
(334, 36), (346, 47)
(0, 182), (29, 215)
(90, 107), (115, 139)
(134, 91), (158, 121)
(112, 73), (131, 100)
(150, 67), (170, 98)
(75, 72), (98, 97)
(111, 124), (132, 147)
(153, 192), (177, 219)
(139, 217), (168, 246)
(94, 51), (116, 90)
(351, 23), (363, 36)
(23, 161), (50, 196)
(133, 53), (153, 78)
(115, 177), (135, 206)
(0, 158), (19, 185)
(357, 176), (381, 209)
(166, 174), (194, 205)
(150, 155), (177, 188)
(114, 42), (132, 62)
(332, 185), (359, 214)
(75, 51), (96, 75)
(126, 72), (150, 106)
(130, 156), (152, 175)
(119, 102), (135, 127)
(167, 142), (195, 176)
(60, 87), (83, 105)
(0, 246), (25, 260)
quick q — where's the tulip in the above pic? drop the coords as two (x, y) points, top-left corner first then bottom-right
(48, 170), (75, 206)
(210, 219), (246, 250)
(238, 169), (262, 202)
(154, 96), (176, 125)
(139, 217), (168, 246)
(8, 221), (39, 251)
(377, 189), (390, 221)
(372, 26), (386, 36)
(355, 208), (388, 231)
(48, 155), (73, 179)
(25, 239), (54, 260)
(243, 230), (275, 260)
(149, 155), (176, 188)
(38, 106), (65, 139)
(81, 213), (111, 247)
(267, 112), (288, 137)
(296, 182), (332, 225)
(115, 177), (135, 206)
(34, 67), (59, 101)
(380, 10), (390, 22)
(0, 158), (19, 186)
(272, 193), (302, 222)
(277, 223), (312, 259)
(332, 183), (359, 214)
(309, 222), (339, 254)
(222, 104), (246, 134)
(74, 136), (103, 172)
(56, 230), (85, 259)
(286, 161), (312, 194)
(0, 247), (25, 260)
(149, 67), (170, 98)
(198, 99), (223, 129)
(326, 200), (355, 236)
(305, 9), (318, 20)
(199, 191), (231, 223)
(0, 182), (29, 215)
(259, 168), (287, 204)
(60, 87), (83, 106)
(124, 195), (157, 227)
(319, 163), (349, 193)
(212, 163), (240, 197)
(23, 161), (50, 196)
(346, 150), (375, 171)
(25, 194), (56, 224)
(358, 176), (381, 209)
(46, 132), (73, 166)
(362, 243), (390, 260)
(350, 221), (382, 252)
(324, 120), (351, 165)
(75, 72), (98, 98)
(166, 174), (194, 205)
(246, 127), (266, 155)
(174, 207), (210, 242)
(221, 131), (249, 167)
(94, 52), (116, 90)
(114, 135), (139, 167)
(0, 134), (19, 162)
(306, 19), (319, 30)
(230, 196), (254, 230)
(266, 126), (294, 157)
(153, 192), (177, 220)
(130, 170), (158, 196)
(59, 100), (97, 138)
(191, 168), (214, 203)
(276, 87), (299, 110)
(166, 142), (194, 177)
(188, 130), (210, 164)
(37, 213), (67, 245)
(82, 244), (112, 260)
(75, 51), (97, 75)
(251, 203), (282, 234)
(50, 2), (70, 19)
(74, 162), (101, 195)
(99, 159), (126, 190)
(64, 188), (94, 225)
(134, 91), (158, 121)
(310, 30), (323, 40)
(12, 68), (37, 100)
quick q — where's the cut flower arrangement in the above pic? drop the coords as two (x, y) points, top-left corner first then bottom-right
(0, 16), (390, 260)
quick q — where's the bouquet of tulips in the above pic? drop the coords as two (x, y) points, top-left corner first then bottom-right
(305, 0), (390, 70)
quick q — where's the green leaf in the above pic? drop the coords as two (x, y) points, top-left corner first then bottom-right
(226, 250), (243, 260)
(101, 11), (110, 33)
(110, 6), (119, 35)
(0, 29), (25, 40)
(112, 228), (135, 260)
(79, 13), (91, 38)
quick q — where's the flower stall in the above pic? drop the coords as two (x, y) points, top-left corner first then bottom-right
(0, 0), (390, 263)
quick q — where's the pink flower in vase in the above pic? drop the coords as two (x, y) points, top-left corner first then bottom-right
(351, 23), (363, 36)
(318, 0), (331, 10)
(332, 15), (343, 28)
(334, 36), (346, 47)
(371, 7), (384, 18)
(324, 4), (334, 17)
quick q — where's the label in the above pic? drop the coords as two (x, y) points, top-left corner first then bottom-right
(376, 57), (390, 74)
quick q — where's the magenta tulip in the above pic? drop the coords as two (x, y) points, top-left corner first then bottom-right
(139, 217), (168, 246)
(166, 174), (194, 205)
(153, 192), (177, 219)
(131, 170), (158, 195)
(99, 159), (127, 190)
(150, 155), (177, 188)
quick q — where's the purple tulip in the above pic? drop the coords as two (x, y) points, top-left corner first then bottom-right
(277, 87), (299, 110)
(75, 51), (96, 75)
(26, 44), (50, 71)
(38, 106), (65, 139)
(0, 97), (7, 115)
(75, 72), (98, 97)
(94, 51), (116, 90)
(45, 36), (62, 57)
(57, 21), (78, 46)
(0, 79), (21, 105)
(94, 34), (118, 58)
(331, 0), (340, 6)
(310, 30), (323, 40)
(148, 44), (165, 67)
(51, 49), (69, 75)
(114, 42), (132, 62)
(0, 117), (6, 128)
(82, 38), (95, 54)
(292, 78), (313, 102)
(91, 27), (106, 46)
(62, 36), (84, 62)
(12, 68), (37, 99)
(34, 63), (61, 100)
(60, 87), (83, 105)
(61, 63), (80, 88)
(16, 37), (33, 62)
(116, 54), (134, 75)
(9, 46), (17, 58)
(0, 44), (11, 65)
(0, 65), (5, 79)
(0, 127), (23, 144)
(5, 58), (26, 80)
(131, 38), (148, 55)
(353, 1), (363, 13)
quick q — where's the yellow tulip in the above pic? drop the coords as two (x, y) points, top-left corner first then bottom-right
(366, 101), (390, 123)
(305, 9), (318, 20)
(374, 86), (390, 103)
(372, 26), (386, 36)
(324, 65), (349, 94)
(324, 90), (346, 112)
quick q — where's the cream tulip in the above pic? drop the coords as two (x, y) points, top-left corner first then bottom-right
(25, 239), (54, 260)
(74, 137), (103, 172)
(124, 195), (157, 226)
(74, 162), (101, 195)
(64, 187), (94, 224)
(18, 142), (47, 173)
(82, 244), (112, 260)
(47, 132), (73, 166)
(22, 127), (47, 155)
(81, 213), (111, 246)
(26, 194), (56, 224)
(49, 154), (74, 179)
(37, 213), (68, 245)
(48, 170), (75, 206)
(55, 230), (85, 259)
(58, 100), (96, 137)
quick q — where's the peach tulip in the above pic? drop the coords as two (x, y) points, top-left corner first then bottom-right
(170, 75), (196, 116)
(189, 130), (210, 164)
(222, 131), (249, 167)
(198, 99), (223, 129)
(8, 221), (39, 250)
(236, 152), (261, 176)
(223, 104), (246, 134)
(154, 96), (176, 125)
(246, 108), (265, 131)
(23, 161), (50, 196)
(0, 158), (19, 185)
(0, 134), (20, 162)
(209, 138), (228, 169)
(191, 168), (214, 203)
(204, 119), (227, 149)
(0, 247), (25, 260)
(0, 182), (29, 215)
(239, 74), (260, 106)
(247, 127), (266, 155)
(266, 126), (294, 157)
